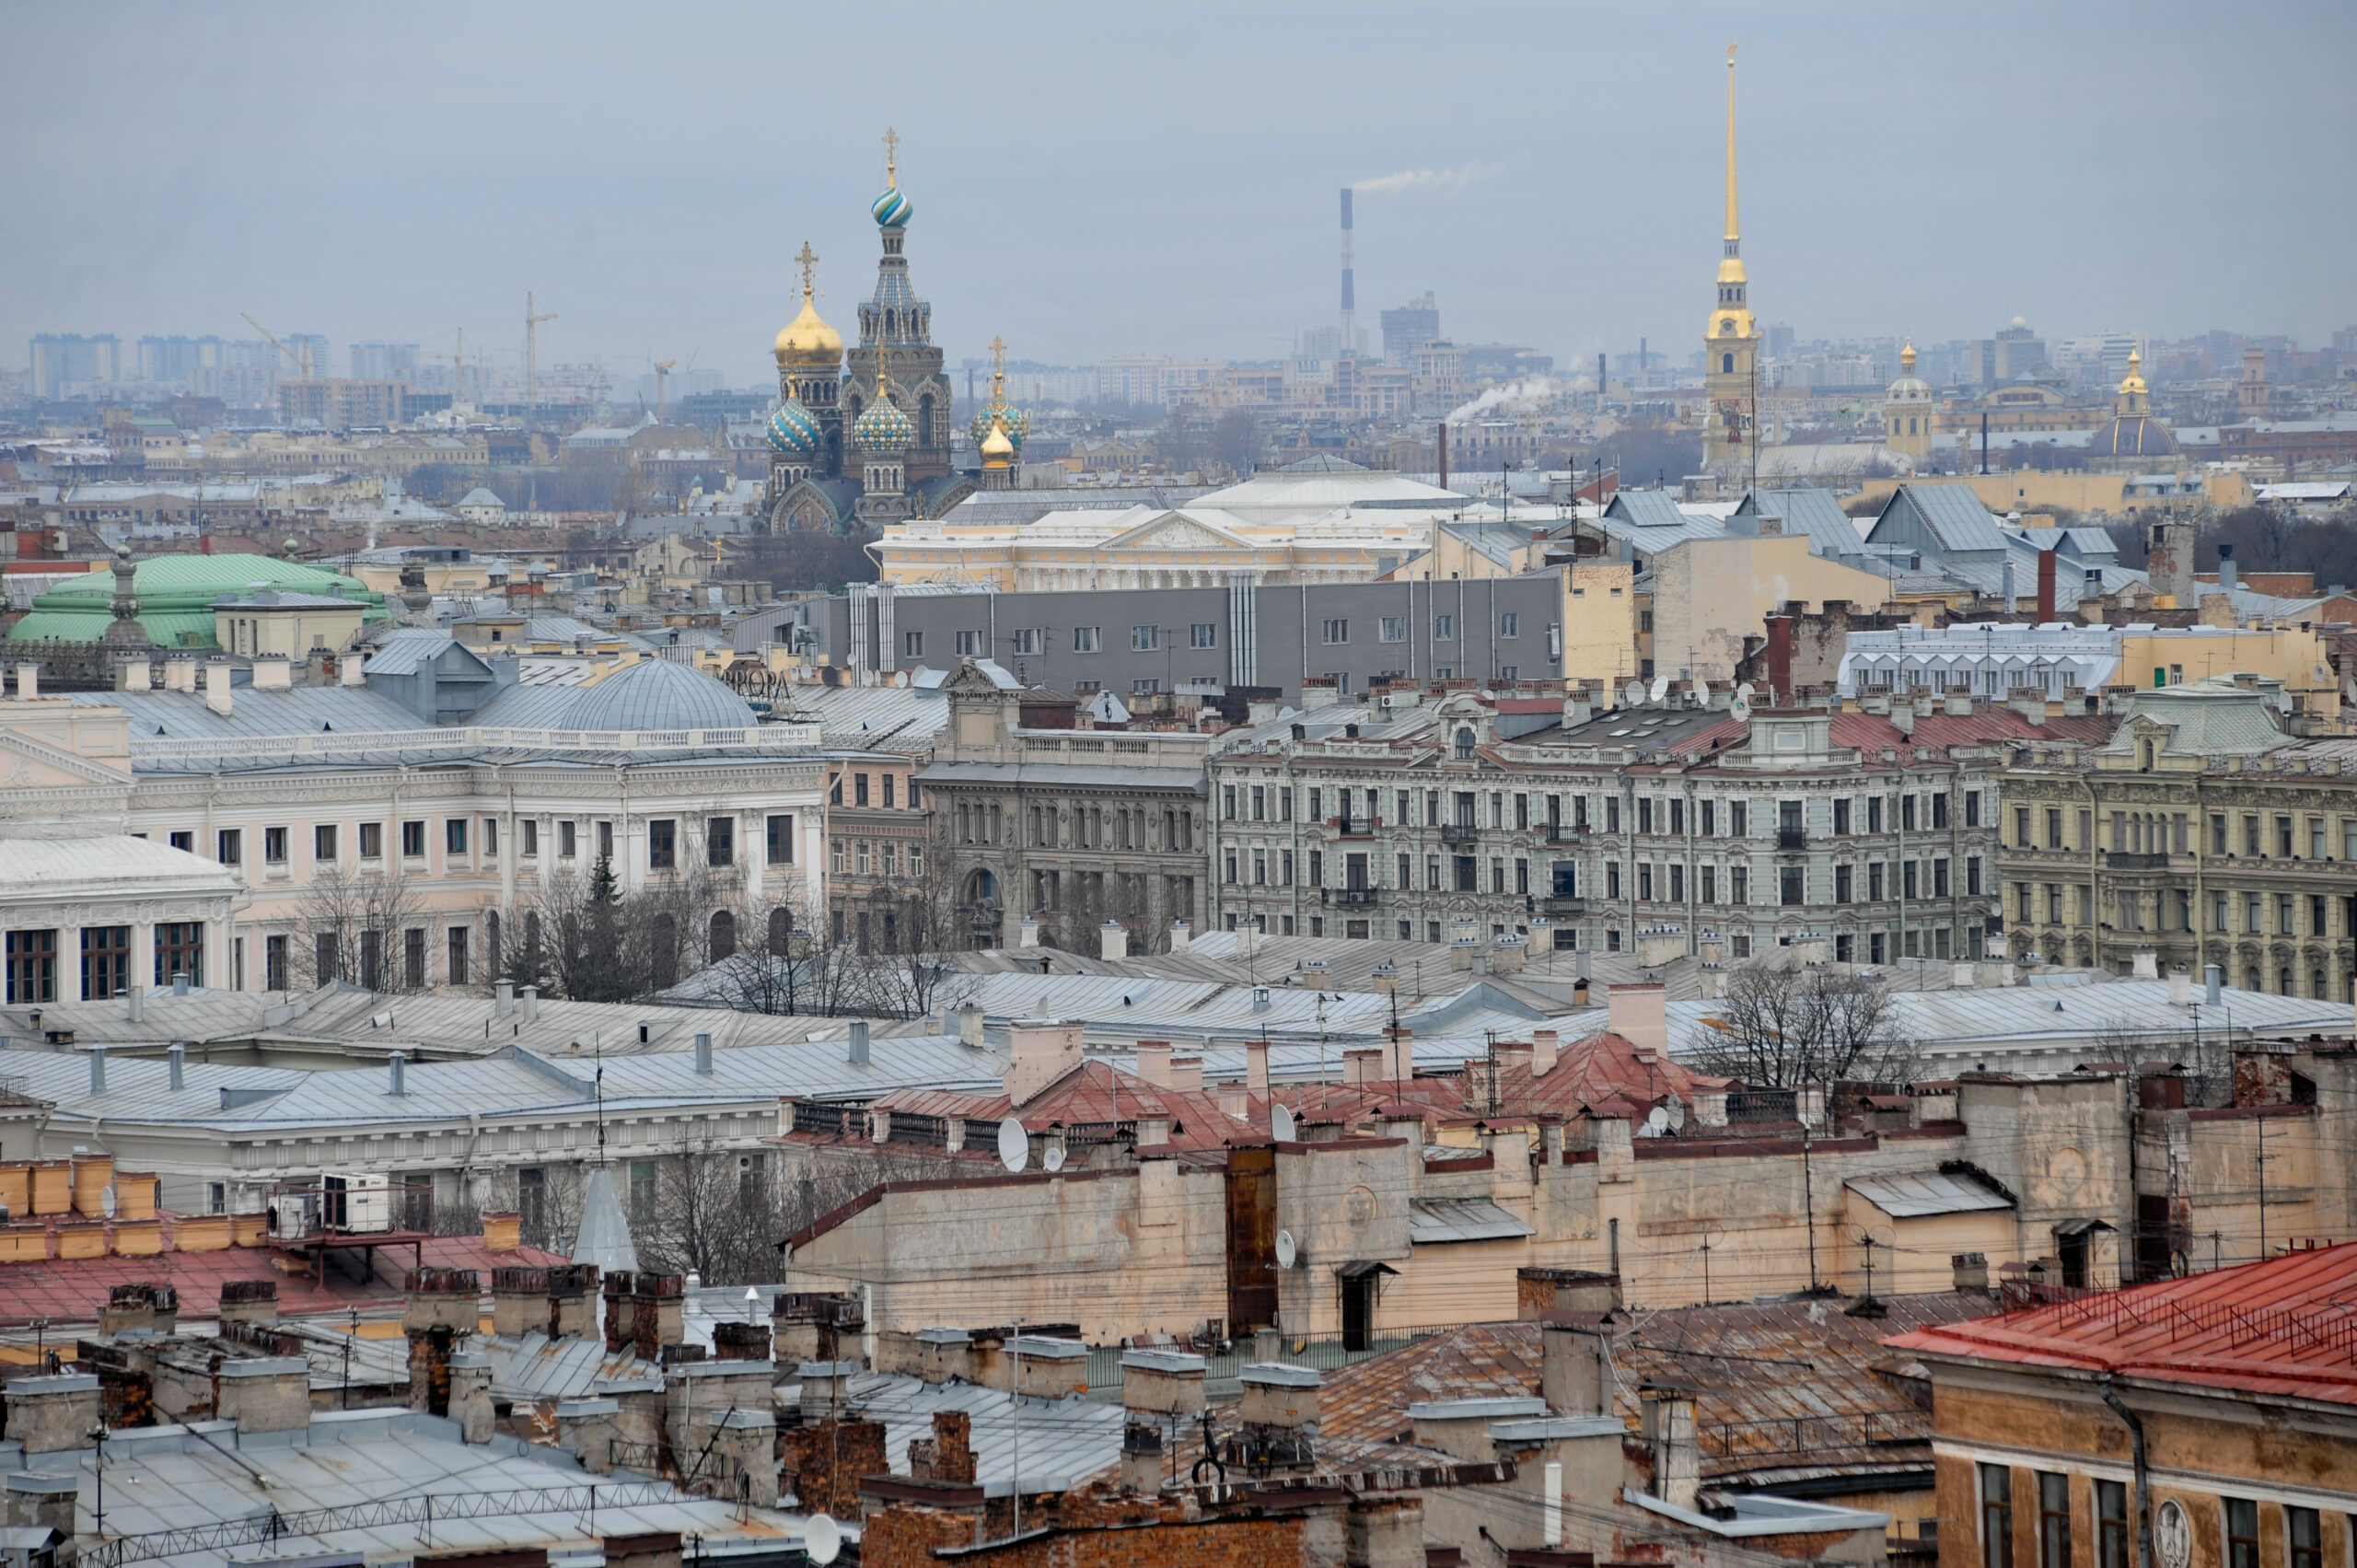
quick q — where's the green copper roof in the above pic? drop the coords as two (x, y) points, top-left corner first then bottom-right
(7, 553), (393, 650)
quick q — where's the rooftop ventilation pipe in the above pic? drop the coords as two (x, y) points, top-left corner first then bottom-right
(693, 1031), (714, 1074)
(389, 1051), (407, 1097)
(847, 1020), (870, 1066)
(168, 1042), (185, 1091)
(89, 1045), (106, 1095)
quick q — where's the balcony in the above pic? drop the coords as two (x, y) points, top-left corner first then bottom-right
(1440, 823), (1478, 847)
(1545, 824), (1581, 843)
(1323, 887), (1381, 906)
(1777, 830), (1808, 852)
(1541, 894), (1587, 915)
(1329, 817), (1379, 841)
(2106, 851), (2172, 871)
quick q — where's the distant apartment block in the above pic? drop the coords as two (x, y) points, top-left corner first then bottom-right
(29, 333), (121, 396)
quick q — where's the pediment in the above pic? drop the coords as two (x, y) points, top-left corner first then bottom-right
(0, 729), (134, 790)
(1098, 511), (1253, 553)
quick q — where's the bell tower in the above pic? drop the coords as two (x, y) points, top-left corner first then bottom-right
(1702, 42), (1760, 482)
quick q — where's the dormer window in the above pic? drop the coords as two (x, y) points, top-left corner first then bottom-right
(1454, 726), (1476, 760)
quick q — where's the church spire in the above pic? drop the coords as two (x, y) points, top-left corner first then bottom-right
(1724, 42), (1740, 251)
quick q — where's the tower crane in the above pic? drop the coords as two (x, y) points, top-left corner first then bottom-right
(240, 313), (313, 378)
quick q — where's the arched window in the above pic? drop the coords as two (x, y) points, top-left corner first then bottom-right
(768, 905), (794, 956)
(919, 392), (935, 445)
(1722, 353), (1735, 374)
(484, 910), (501, 973)
(710, 910), (737, 960)
(1455, 726), (1477, 760)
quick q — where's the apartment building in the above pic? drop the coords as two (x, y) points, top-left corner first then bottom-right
(1998, 675), (2357, 996)
(1209, 686), (2021, 962)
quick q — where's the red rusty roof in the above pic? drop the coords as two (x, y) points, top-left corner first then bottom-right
(870, 1060), (1248, 1152)
(1883, 1243), (2357, 1406)
(0, 1227), (565, 1329)
(1642, 705), (2118, 769)
(1490, 1029), (1735, 1121)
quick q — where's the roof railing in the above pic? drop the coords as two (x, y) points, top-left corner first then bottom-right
(128, 721), (822, 762)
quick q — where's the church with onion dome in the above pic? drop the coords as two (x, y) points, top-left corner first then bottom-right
(763, 131), (989, 533)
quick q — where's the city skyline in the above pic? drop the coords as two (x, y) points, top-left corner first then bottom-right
(6, 1), (2354, 388)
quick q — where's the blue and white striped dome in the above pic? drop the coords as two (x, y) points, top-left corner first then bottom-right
(853, 393), (915, 454)
(765, 397), (821, 459)
(871, 183), (912, 227)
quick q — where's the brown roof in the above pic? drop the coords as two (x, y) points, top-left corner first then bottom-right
(871, 1061), (1247, 1153)
(1490, 1029), (1735, 1121)
(1317, 1292), (1989, 1488)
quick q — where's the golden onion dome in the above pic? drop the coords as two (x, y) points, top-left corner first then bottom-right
(773, 290), (843, 368)
(980, 414), (1016, 464)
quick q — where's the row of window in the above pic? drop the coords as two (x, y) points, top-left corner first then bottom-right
(2014, 804), (2357, 860)
(162, 815), (799, 872)
(829, 840), (924, 879)
(4, 925), (205, 1003)
(1318, 613), (1531, 646)
(908, 622), (1222, 659)
(1218, 785), (1982, 837)
(829, 772), (913, 808)
(2014, 881), (2353, 939)
(1216, 850), (1984, 906)
(1979, 1465), (2331, 1568)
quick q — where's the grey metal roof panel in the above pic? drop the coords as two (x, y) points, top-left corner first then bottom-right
(1844, 1169), (2012, 1218)
(70, 687), (435, 743)
(468, 659), (755, 732)
(362, 629), (459, 676)
(1902, 485), (2009, 555)
(842, 1372), (1126, 1497)
(1409, 1197), (1538, 1244)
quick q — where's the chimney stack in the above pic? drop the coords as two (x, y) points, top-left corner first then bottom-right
(695, 1029), (715, 1073)
(1167, 920), (1190, 954)
(1606, 983), (1668, 1058)
(1099, 921), (1128, 961)
(219, 1278), (279, 1326)
(1246, 1040), (1270, 1095)
(2037, 548), (2058, 622)
(168, 1041), (184, 1090)
(1531, 1029), (1558, 1076)
(204, 659), (235, 716)
(1642, 1387), (1701, 1510)
(1764, 613), (1794, 704)
(1004, 1020), (1083, 1106)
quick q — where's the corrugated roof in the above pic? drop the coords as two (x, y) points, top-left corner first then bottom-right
(1408, 1196), (1536, 1244)
(1892, 484), (2009, 556)
(1846, 1168), (2013, 1218)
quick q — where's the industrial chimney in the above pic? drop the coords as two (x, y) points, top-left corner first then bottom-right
(1339, 188), (1355, 359)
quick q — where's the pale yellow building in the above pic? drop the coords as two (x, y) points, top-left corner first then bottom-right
(214, 592), (370, 657)
(1854, 468), (2255, 518)
(1649, 533), (1896, 685)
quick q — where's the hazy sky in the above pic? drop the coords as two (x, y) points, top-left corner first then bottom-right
(8, 0), (2354, 389)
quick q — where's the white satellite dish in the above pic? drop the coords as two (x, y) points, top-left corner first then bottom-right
(100, 1186), (117, 1219)
(1271, 1103), (1296, 1143)
(1735, 682), (1756, 700)
(1645, 1106), (1670, 1134)
(1042, 1144), (1066, 1173)
(1731, 694), (1752, 723)
(997, 1119), (1029, 1173)
(803, 1513), (842, 1566)
(1648, 674), (1670, 704)
(1621, 680), (1646, 710)
(1275, 1229), (1297, 1270)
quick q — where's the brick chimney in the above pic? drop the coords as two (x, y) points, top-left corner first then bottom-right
(218, 1278), (278, 1327)
(1004, 1019), (1084, 1107)
(2037, 547), (2057, 622)
(1246, 1040), (1270, 1095)
(1120, 1348), (1205, 1494)
(4, 1375), (101, 1453)
(493, 1266), (555, 1338)
(1531, 1029), (1558, 1077)
(1643, 1385), (1701, 1510)
(1764, 613), (1794, 703)
(403, 1268), (480, 1416)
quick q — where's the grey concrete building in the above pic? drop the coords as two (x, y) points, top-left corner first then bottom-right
(742, 574), (1569, 704)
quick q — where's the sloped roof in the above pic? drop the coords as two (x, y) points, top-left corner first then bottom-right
(1847, 1168), (2013, 1218)
(2102, 677), (2291, 758)
(469, 656), (755, 731)
(1736, 489), (1867, 557)
(571, 1166), (640, 1276)
(1885, 1243), (2357, 1406)
(1491, 1028), (1733, 1121)
(869, 1059), (1247, 1152)
(1884, 484), (2008, 556)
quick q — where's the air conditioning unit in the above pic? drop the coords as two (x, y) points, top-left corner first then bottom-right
(322, 1172), (392, 1234)
(270, 1190), (320, 1239)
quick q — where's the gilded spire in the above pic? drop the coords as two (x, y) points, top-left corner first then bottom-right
(882, 126), (900, 189)
(795, 239), (819, 303)
(990, 334), (1007, 403)
(1724, 42), (1740, 250)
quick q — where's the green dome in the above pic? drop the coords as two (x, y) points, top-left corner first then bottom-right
(6, 553), (393, 649)
(853, 393), (915, 455)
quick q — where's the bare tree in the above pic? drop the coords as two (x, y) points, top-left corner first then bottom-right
(1692, 964), (1918, 1087)
(296, 872), (428, 993)
(634, 1134), (946, 1285)
(853, 842), (973, 1019)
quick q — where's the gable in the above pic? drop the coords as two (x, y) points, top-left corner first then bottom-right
(0, 729), (135, 791)
(1098, 511), (1253, 553)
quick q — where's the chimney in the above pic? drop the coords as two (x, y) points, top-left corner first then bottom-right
(958, 1001), (984, 1047)
(403, 1268), (482, 1416)
(90, 1045), (106, 1096)
(163, 658), (194, 692)
(120, 656), (151, 692)
(2132, 948), (2158, 980)
(1234, 921), (1260, 958)
(799, 1360), (859, 1421)
(1167, 1055), (1203, 1091)
(388, 1050), (407, 1096)
(2167, 966), (2193, 1006)
(2002, 558), (2016, 612)
(2205, 963), (2223, 1005)
(4, 1375), (102, 1453)
(1017, 916), (1040, 948)
(558, 1396), (620, 1474)
(1342, 1048), (1379, 1084)
(696, 1029), (715, 1073)
(1239, 1362), (1320, 1438)
(494, 979), (514, 1016)
(340, 654), (366, 687)
(1246, 1040), (1270, 1094)
(1607, 983), (1667, 1057)
(1642, 1387), (1701, 1510)
(1134, 1040), (1171, 1086)
(1537, 1327), (1611, 1420)
(2216, 543), (2239, 593)
(13, 664), (35, 701)
(127, 984), (143, 1022)
(1004, 1020), (1084, 1106)
(1436, 421), (1448, 490)
(518, 984), (539, 1023)
(1382, 1025), (1413, 1082)
(1764, 614), (1794, 704)
(1167, 920), (1190, 954)
(493, 1265), (556, 1338)
(448, 1352), (496, 1444)
(1531, 1029), (1558, 1076)
(250, 656), (293, 691)
(218, 1278), (279, 1326)
(2037, 548), (2057, 622)
(168, 1041), (185, 1089)
(1100, 921), (1128, 961)
(1951, 1252), (1990, 1292)
(217, 1357), (312, 1435)
(1012, 1334), (1090, 1400)
(204, 659), (235, 716)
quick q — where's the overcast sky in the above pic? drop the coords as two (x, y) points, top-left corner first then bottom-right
(7, 0), (2353, 389)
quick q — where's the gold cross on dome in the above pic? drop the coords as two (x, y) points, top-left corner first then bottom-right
(795, 240), (819, 297)
(882, 126), (900, 184)
(990, 335), (1006, 377)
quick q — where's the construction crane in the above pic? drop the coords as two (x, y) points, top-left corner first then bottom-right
(241, 313), (313, 378)
(524, 294), (557, 424)
(653, 359), (678, 424)
(448, 328), (467, 411)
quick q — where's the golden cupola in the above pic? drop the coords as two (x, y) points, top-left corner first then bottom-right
(772, 241), (843, 369)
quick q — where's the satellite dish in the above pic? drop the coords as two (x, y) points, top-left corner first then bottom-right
(803, 1513), (842, 1566)
(1645, 1106), (1670, 1134)
(1648, 674), (1669, 704)
(100, 1186), (117, 1219)
(1621, 680), (1646, 709)
(1271, 1104), (1296, 1143)
(1275, 1229), (1297, 1270)
(1735, 682), (1756, 700)
(1042, 1144), (1066, 1173)
(1731, 694), (1752, 723)
(997, 1119), (1029, 1173)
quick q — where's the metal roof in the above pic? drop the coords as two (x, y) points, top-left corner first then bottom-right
(839, 1372), (1127, 1497)
(468, 658), (755, 732)
(1408, 1197), (1538, 1245)
(1845, 1168), (2013, 1218)
(1890, 484), (2009, 556)
(69, 687), (435, 744)
(17, 1406), (809, 1568)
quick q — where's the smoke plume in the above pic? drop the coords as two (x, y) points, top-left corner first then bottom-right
(1446, 377), (1562, 424)
(1352, 163), (1503, 196)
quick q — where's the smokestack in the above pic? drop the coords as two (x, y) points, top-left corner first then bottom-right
(1437, 422), (1448, 490)
(1338, 188), (1354, 355)
(2217, 543), (2237, 593)
(1597, 352), (1607, 396)
(2037, 548), (2057, 623)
